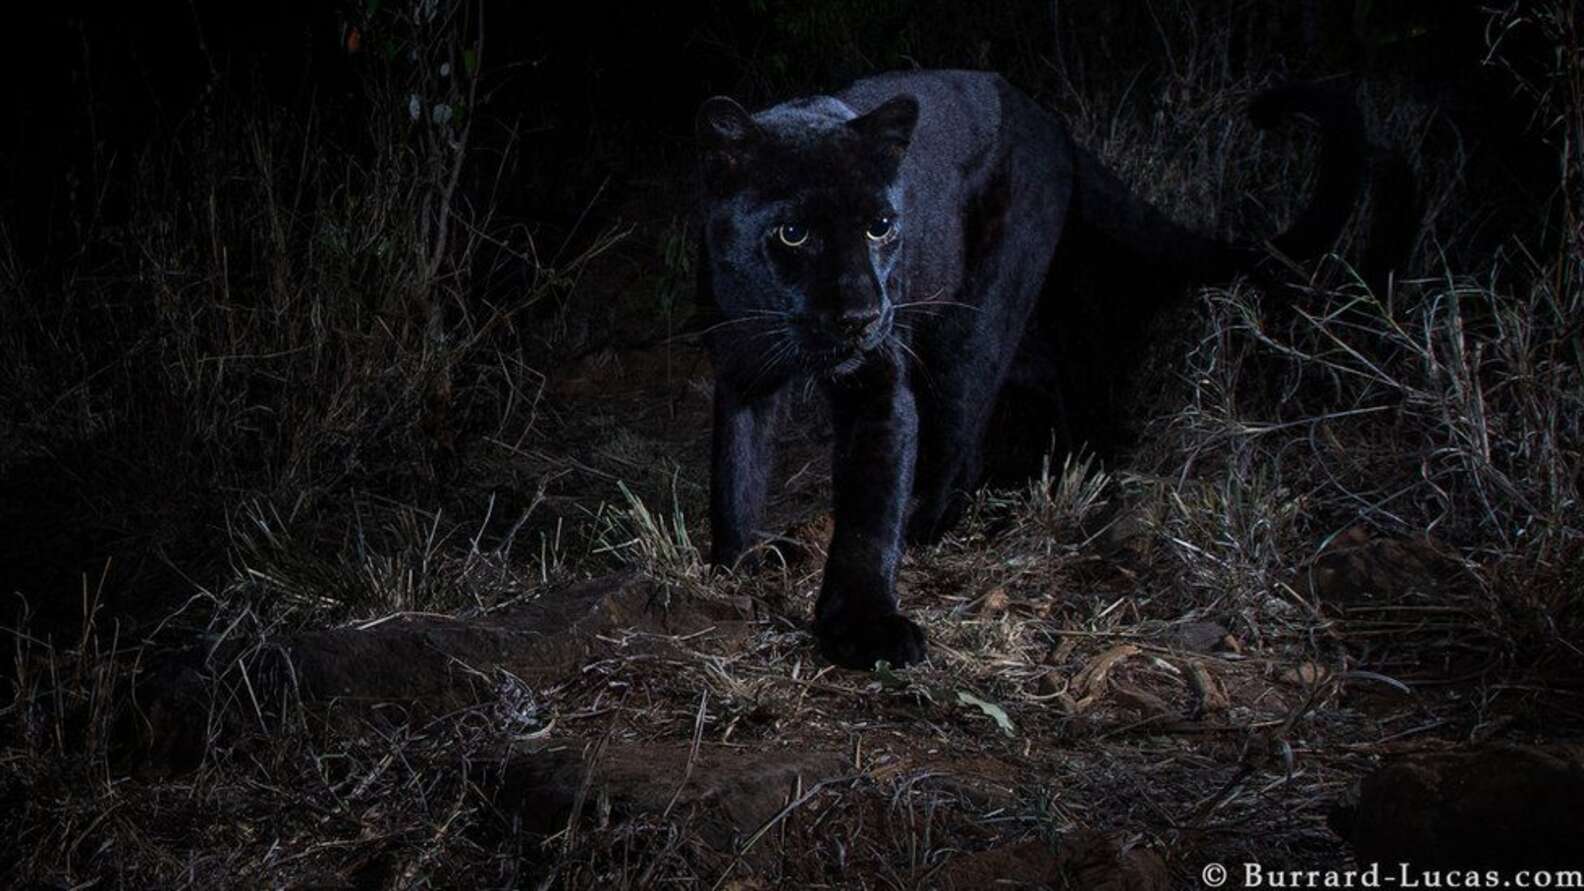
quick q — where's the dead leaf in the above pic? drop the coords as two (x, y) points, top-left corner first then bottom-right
(1185, 661), (1230, 715)
(957, 690), (1017, 737)
(1279, 661), (1332, 687)
(1073, 644), (1140, 697)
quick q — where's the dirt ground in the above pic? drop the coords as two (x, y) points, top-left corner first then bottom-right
(100, 303), (1580, 889)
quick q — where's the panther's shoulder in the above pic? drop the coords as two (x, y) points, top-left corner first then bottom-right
(833, 70), (1017, 174)
(753, 95), (858, 138)
(838, 69), (1009, 120)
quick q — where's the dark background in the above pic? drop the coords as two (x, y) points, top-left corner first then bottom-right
(0, 1), (1561, 267)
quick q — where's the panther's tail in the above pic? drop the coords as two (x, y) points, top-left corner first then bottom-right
(1248, 82), (1368, 265)
(1065, 80), (1368, 291)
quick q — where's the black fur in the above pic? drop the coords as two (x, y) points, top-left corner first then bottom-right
(693, 71), (1366, 669)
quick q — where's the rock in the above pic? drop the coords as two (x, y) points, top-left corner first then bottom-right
(477, 743), (849, 855)
(139, 574), (750, 768)
(1329, 745), (1584, 870)
(1171, 621), (1232, 654)
(276, 573), (743, 699)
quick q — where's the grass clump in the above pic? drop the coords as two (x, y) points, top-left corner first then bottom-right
(593, 481), (706, 589)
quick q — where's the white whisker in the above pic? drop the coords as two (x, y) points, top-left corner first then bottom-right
(897, 287), (981, 315)
(693, 310), (793, 338)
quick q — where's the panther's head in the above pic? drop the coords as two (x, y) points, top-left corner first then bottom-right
(695, 93), (918, 388)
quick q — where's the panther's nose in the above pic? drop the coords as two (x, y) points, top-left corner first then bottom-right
(834, 308), (883, 340)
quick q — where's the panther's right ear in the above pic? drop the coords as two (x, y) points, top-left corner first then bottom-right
(696, 96), (760, 181)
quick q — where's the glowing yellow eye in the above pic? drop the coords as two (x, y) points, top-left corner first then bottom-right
(865, 216), (894, 241)
(777, 224), (809, 247)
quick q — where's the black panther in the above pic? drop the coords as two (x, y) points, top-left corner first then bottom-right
(693, 70), (1366, 669)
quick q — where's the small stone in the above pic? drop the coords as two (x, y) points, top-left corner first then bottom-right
(1173, 621), (1231, 653)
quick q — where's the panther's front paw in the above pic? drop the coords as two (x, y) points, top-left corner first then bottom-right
(814, 611), (928, 669)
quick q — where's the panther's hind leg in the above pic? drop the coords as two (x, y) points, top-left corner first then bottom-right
(905, 347), (1007, 545)
(904, 98), (1073, 545)
(906, 213), (1062, 543)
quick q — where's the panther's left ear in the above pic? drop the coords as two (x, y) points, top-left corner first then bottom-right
(697, 96), (760, 182)
(849, 95), (919, 163)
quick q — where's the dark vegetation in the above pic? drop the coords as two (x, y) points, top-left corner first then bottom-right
(0, 1), (1579, 886)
